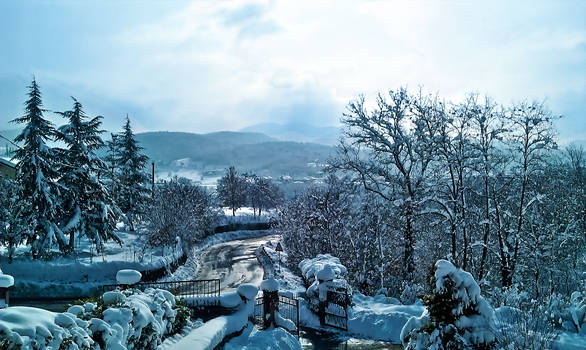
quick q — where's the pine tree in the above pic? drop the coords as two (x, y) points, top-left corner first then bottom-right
(104, 133), (121, 204)
(0, 178), (29, 263)
(55, 97), (121, 253)
(11, 78), (65, 258)
(116, 117), (150, 231)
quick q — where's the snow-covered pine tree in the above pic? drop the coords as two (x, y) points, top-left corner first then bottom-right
(11, 78), (66, 258)
(401, 260), (496, 350)
(55, 97), (121, 254)
(0, 178), (29, 263)
(103, 133), (121, 204)
(116, 117), (150, 231)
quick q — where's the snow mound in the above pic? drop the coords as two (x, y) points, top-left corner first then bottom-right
(103, 290), (127, 305)
(0, 274), (14, 288)
(116, 269), (142, 285)
(299, 254), (347, 282)
(261, 277), (279, 292)
(221, 292), (244, 308)
(67, 305), (85, 316)
(316, 265), (335, 282)
(237, 284), (259, 301)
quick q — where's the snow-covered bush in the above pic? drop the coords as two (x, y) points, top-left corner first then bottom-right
(401, 260), (496, 350)
(301, 255), (352, 314)
(0, 288), (190, 350)
(549, 291), (586, 335)
(400, 281), (424, 305)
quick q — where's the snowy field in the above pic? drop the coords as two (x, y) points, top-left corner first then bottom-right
(0, 228), (183, 299)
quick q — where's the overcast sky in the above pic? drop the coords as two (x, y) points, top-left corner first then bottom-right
(1, 0), (585, 142)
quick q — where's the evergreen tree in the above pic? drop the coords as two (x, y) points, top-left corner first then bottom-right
(55, 97), (121, 253)
(104, 133), (121, 204)
(11, 78), (65, 258)
(0, 178), (29, 263)
(116, 117), (150, 231)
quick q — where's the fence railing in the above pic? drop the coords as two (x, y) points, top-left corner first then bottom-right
(102, 279), (221, 300)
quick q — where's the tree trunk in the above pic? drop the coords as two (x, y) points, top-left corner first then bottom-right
(403, 206), (415, 280)
(478, 176), (490, 281)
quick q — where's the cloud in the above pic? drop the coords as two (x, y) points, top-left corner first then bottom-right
(1, 0), (585, 141)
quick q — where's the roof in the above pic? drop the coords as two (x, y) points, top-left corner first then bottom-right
(0, 158), (16, 169)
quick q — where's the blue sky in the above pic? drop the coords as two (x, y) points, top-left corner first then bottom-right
(1, 0), (585, 142)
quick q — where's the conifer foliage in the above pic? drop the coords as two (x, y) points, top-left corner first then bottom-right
(116, 117), (151, 231)
(11, 79), (65, 258)
(55, 98), (121, 253)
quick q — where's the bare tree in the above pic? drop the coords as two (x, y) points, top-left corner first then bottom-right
(217, 166), (247, 216)
(331, 88), (436, 280)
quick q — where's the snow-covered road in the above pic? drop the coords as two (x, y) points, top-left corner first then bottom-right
(194, 234), (279, 293)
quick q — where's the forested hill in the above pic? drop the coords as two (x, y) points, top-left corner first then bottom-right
(135, 131), (335, 178)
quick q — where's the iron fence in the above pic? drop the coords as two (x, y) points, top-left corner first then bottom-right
(102, 279), (221, 300)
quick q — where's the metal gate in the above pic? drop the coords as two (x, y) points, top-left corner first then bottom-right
(324, 290), (349, 331)
(251, 294), (300, 337)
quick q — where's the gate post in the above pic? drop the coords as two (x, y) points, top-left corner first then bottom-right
(0, 272), (14, 309)
(260, 277), (279, 328)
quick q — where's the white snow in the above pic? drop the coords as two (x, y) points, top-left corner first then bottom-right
(223, 323), (302, 350)
(261, 277), (279, 292)
(103, 290), (127, 305)
(350, 292), (425, 343)
(237, 283), (259, 300)
(169, 288), (257, 350)
(299, 254), (348, 282)
(116, 269), (142, 285)
(0, 273), (14, 288)
(316, 265), (335, 282)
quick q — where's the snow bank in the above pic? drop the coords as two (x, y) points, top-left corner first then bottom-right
(224, 323), (302, 350)
(170, 285), (258, 350)
(350, 292), (425, 343)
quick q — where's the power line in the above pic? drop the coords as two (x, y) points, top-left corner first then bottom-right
(0, 132), (22, 150)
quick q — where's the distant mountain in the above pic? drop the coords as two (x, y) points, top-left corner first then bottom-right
(135, 131), (335, 179)
(240, 122), (341, 146)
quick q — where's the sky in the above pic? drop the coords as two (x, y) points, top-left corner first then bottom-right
(0, 0), (585, 142)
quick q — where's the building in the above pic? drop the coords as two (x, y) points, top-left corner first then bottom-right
(0, 158), (16, 179)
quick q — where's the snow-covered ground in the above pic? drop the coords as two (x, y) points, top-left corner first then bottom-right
(224, 323), (302, 350)
(1, 230), (183, 299)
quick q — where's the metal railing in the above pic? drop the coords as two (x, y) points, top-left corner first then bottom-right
(102, 279), (221, 299)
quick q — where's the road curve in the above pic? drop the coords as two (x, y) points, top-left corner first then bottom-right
(194, 233), (279, 293)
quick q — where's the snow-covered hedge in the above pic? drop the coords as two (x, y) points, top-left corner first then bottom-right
(300, 255), (352, 313)
(0, 288), (191, 350)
